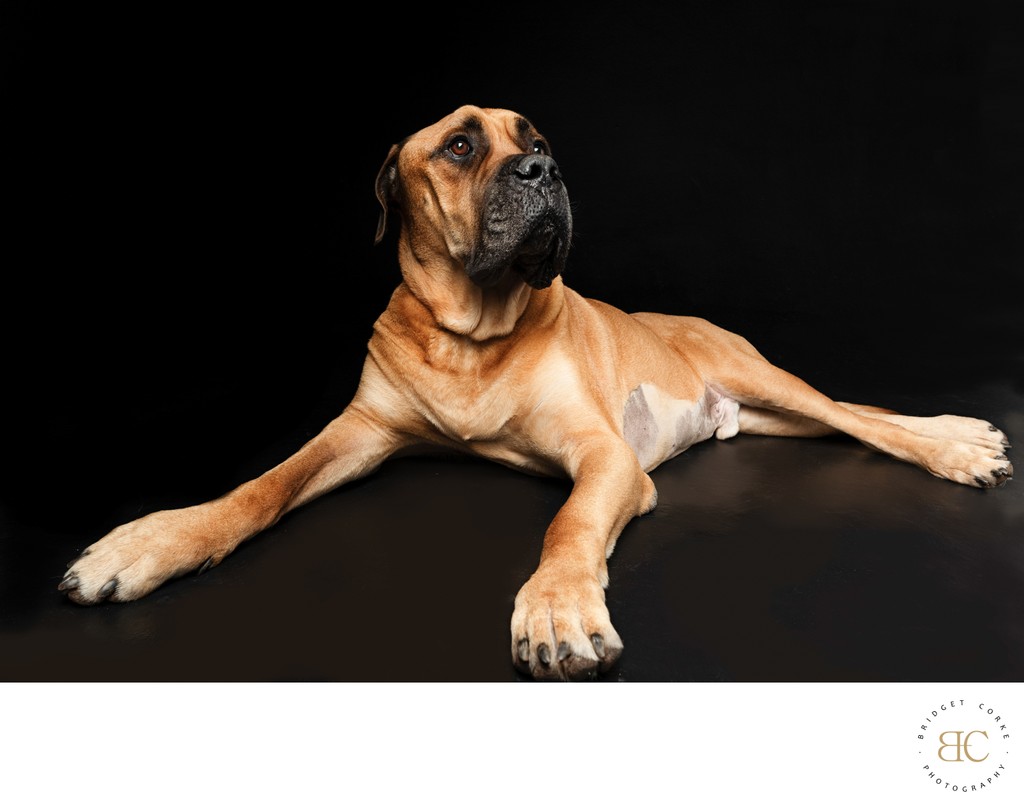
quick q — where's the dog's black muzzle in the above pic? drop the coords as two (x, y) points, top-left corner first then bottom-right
(464, 153), (573, 290)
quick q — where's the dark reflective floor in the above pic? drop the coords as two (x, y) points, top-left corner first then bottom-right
(2, 358), (1021, 682)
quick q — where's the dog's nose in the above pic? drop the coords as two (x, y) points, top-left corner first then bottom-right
(513, 154), (561, 186)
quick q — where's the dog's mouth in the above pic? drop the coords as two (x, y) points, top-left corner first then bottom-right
(466, 199), (572, 290)
(468, 220), (567, 290)
(509, 221), (566, 290)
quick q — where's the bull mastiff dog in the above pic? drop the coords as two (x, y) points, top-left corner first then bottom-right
(60, 105), (1013, 680)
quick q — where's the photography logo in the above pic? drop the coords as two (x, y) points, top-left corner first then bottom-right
(917, 698), (1013, 793)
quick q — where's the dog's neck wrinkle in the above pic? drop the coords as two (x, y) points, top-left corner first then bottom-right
(465, 282), (533, 340)
(398, 238), (533, 341)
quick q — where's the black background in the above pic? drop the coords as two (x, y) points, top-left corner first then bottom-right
(2, 1), (1022, 681)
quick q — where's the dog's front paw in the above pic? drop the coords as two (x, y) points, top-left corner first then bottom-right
(59, 508), (221, 605)
(510, 567), (623, 681)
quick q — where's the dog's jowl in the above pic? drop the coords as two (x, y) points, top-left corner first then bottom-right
(60, 106), (1013, 681)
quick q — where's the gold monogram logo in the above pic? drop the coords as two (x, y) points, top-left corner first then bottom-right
(918, 699), (1012, 793)
(937, 730), (990, 763)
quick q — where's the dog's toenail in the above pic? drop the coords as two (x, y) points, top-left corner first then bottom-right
(98, 579), (118, 599)
(197, 557), (214, 575)
(557, 642), (571, 661)
(58, 574), (80, 592)
(538, 644), (551, 665)
(517, 639), (529, 662)
(591, 633), (606, 658)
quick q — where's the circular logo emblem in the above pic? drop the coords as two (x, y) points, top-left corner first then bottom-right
(916, 698), (1013, 793)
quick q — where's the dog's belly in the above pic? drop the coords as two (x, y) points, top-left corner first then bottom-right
(623, 383), (740, 472)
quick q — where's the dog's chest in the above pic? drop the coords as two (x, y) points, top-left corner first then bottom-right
(414, 338), (521, 443)
(425, 375), (517, 442)
(410, 344), (583, 475)
(623, 383), (740, 471)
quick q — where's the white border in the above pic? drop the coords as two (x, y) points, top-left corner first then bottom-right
(2, 682), (1021, 804)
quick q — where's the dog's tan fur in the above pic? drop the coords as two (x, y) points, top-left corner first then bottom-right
(60, 106), (1012, 680)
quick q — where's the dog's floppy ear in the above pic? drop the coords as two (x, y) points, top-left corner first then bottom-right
(374, 142), (402, 245)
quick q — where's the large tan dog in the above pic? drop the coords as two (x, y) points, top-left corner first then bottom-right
(60, 106), (1012, 680)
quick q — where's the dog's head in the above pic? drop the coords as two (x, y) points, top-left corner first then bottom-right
(375, 106), (572, 292)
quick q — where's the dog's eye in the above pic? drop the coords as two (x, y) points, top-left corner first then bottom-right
(447, 137), (472, 157)
(532, 140), (548, 155)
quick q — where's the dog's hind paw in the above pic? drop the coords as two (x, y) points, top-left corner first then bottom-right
(926, 439), (1013, 488)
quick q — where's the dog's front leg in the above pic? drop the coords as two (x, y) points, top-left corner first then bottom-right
(60, 405), (404, 604)
(511, 438), (657, 681)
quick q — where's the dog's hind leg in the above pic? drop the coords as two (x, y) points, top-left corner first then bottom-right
(737, 402), (897, 438)
(738, 400), (1011, 455)
(634, 314), (1012, 487)
(710, 355), (1012, 487)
